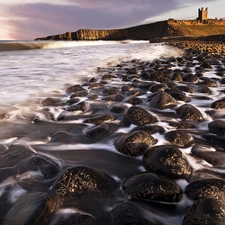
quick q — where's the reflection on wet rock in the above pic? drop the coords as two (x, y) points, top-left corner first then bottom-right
(114, 130), (157, 156)
(182, 198), (225, 225)
(3, 192), (55, 225)
(143, 145), (192, 179)
(123, 106), (158, 126)
(122, 172), (182, 203)
(53, 166), (118, 200)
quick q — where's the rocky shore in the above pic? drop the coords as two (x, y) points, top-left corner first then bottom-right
(1, 41), (225, 225)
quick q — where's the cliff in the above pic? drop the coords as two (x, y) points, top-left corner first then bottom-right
(34, 19), (225, 41)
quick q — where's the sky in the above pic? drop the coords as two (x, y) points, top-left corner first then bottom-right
(0, 0), (225, 40)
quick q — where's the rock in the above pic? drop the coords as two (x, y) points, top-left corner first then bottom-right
(200, 62), (213, 69)
(108, 103), (127, 114)
(176, 104), (204, 121)
(149, 91), (178, 110)
(201, 133), (225, 149)
(67, 101), (89, 112)
(185, 179), (225, 202)
(41, 97), (62, 106)
(166, 88), (188, 101)
(168, 122), (197, 129)
(124, 96), (143, 105)
(102, 93), (124, 102)
(211, 99), (225, 109)
(122, 172), (182, 203)
(123, 106), (158, 126)
(182, 198), (225, 225)
(3, 192), (55, 225)
(53, 166), (118, 200)
(149, 83), (168, 92)
(197, 85), (212, 94)
(110, 202), (156, 225)
(70, 90), (89, 98)
(177, 85), (195, 93)
(191, 144), (225, 167)
(85, 123), (117, 140)
(183, 74), (199, 83)
(131, 125), (165, 135)
(114, 130), (157, 156)
(165, 130), (193, 148)
(208, 120), (225, 136)
(66, 84), (86, 94)
(83, 114), (116, 124)
(143, 145), (192, 179)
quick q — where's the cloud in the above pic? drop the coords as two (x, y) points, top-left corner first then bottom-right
(3, 0), (218, 40)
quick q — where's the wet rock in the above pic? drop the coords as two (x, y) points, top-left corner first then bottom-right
(200, 62), (213, 69)
(121, 85), (134, 92)
(41, 97), (62, 106)
(149, 83), (168, 92)
(123, 106), (158, 126)
(102, 93), (124, 102)
(185, 179), (225, 202)
(114, 130), (157, 156)
(124, 96), (143, 105)
(176, 104), (204, 121)
(50, 210), (97, 225)
(208, 120), (225, 136)
(85, 123), (118, 140)
(202, 133), (225, 149)
(83, 114), (116, 124)
(143, 145), (192, 179)
(177, 85), (195, 93)
(109, 103), (127, 114)
(182, 198), (225, 225)
(211, 98), (225, 109)
(198, 77), (217, 87)
(53, 166), (118, 200)
(70, 90), (89, 98)
(131, 125), (165, 135)
(183, 74), (199, 83)
(165, 130), (193, 148)
(168, 122), (197, 129)
(3, 192), (55, 225)
(122, 172), (182, 203)
(102, 88), (120, 96)
(197, 85), (212, 94)
(67, 101), (89, 112)
(110, 202), (156, 225)
(166, 88), (188, 101)
(66, 84), (86, 94)
(149, 91), (178, 110)
(191, 144), (225, 167)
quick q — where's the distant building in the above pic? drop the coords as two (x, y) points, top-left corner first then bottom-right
(197, 7), (208, 21)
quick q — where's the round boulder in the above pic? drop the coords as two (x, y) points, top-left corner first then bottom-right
(53, 166), (118, 200)
(182, 198), (225, 225)
(208, 120), (225, 137)
(122, 172), (182, 203)
(114, 130), (157, 156)
(149, 91), (178, 110)
(123, 106), (158, 126)
(3, 192), (55, 225)
(143, 145), (192, 179)
(185, 179), (225, 202)
(165, 130), (193, 148)
(176, 104), (204, 121)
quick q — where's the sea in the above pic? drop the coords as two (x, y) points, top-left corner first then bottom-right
(0, 40), (223, 224)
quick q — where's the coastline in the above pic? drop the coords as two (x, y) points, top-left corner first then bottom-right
(1, 41), (225, 224)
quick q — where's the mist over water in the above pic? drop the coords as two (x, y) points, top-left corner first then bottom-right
(0, 41), (183, 111)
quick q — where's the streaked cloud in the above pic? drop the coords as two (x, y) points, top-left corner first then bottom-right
(0, 0), (222, 40)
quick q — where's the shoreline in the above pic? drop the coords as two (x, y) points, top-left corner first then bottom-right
(1, 41), (225, 224)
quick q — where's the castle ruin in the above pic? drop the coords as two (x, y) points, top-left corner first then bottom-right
(197, 7), (208, 21)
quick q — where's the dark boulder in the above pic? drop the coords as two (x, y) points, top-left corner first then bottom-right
(53, 166), (118, 200)
(110, 202), (156, 225)
(122, 172), (182, 203)
(66, 84), (86, 94)
(67, 101), (89, 112)
(114, 130), (157, 156)
(124, 96), (143, 105)
(83, 114), (116, 124)
(143, 145), (192, 179)
(165, 130), (193, 148)
(185, 179), (225, 202)
(149, 91), (178, 110)
(211, 99), (225, 109)
(3, 192), (55, 225)
(109, 103), (127, 114)
(131, 125), (165, 135)
(123, 106), (158, 126)
(182, 198), (225, 225)
(208, 120), (225, 137)
(149, 83), (168, 92)
(176, 104), (204, 121)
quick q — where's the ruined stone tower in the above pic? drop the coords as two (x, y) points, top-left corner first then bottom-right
(198, 7), (208, 21)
